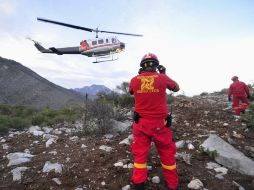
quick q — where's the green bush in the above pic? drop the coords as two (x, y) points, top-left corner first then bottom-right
(199, 146), (218, 160)
(166, 94), (175, 104)
(9, 117), (30, 130)
(0, 104), (86, 133)
(0, 115), (30, 133)
(0, 104), (12, 115)
(82, 100), (114, 135)
(117, 95), (134, 108)
(31, 114), (45, 126)
(0, 116), (10, 134)
(241, 103), (254, 128)
(0, 102), (116, 135)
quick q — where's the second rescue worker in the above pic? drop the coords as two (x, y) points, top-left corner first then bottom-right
(129, 53), (180, 190)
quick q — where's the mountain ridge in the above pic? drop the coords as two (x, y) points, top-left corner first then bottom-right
(73, 84), (112, 96)
(0, 56), (84, 109)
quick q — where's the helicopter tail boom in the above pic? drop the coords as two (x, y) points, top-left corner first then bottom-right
(27, 37), (80, 55)
(27, 38), (55, 54)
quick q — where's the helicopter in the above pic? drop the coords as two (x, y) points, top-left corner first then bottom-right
(30, 18), (143, 63)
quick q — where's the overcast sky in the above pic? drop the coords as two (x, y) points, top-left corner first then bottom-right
(1, 0), (254, 96)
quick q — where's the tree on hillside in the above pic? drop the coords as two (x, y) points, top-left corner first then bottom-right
(116, 82), (130, 94)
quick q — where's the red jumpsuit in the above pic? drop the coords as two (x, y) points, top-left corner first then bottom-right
(228, 80), (250, 115)
(129, 71), (178, 189)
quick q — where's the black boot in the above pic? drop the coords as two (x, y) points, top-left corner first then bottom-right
(134, 182), (145, 190)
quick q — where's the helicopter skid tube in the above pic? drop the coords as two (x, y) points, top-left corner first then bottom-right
(93, 57), (118, 63)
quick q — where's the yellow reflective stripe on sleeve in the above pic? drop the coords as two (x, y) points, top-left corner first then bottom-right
(161, 163), (176, 170)
(134, 163), (147, 169)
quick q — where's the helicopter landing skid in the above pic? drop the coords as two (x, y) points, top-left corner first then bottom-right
(93, 54), (118, 63)
(93, 57), (118, 63)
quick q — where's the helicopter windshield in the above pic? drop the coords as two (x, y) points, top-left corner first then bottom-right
(112, 38), (119, 43)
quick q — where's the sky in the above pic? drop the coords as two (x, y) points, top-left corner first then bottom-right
(0, 0), (254, 96)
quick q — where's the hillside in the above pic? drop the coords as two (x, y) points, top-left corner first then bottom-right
(0, 93), (254, 189)
(0, 57), (84, 109)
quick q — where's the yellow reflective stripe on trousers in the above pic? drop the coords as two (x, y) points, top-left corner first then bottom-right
(161, 163), (176, 170)
(134, 163), (147, 169)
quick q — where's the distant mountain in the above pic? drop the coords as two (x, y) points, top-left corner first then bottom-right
(0, 57), (84, 109)
(74, 84), (112, 97)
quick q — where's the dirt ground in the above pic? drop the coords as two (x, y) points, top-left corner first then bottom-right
(0, 94), (254, 190)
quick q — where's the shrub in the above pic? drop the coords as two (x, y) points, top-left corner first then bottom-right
(241, 103), (254, 128)
(166, 94), (175, 104)
(117, 94), (134, 108)
(9, 117), (30, 130)
(82, 100), (114, 135)
(0, 104), (12, 115)
(199, 146), (218, 160)
(31, 114), (45, 126)
(0, 116), (10, 134)
(200, 92), (208, 96)
(0, 104), (87, 132)
(0, 115), (30, 133)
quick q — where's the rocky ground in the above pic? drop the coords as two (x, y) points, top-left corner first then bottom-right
(0, 93), (254, 190)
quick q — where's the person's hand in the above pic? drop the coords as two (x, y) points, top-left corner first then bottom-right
(157, 65), (166, 74)
(138, 67), (143, 74)
(247, 94), (251, 99)
(228, 96), (232, 102)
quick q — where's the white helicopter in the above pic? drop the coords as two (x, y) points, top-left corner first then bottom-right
(30, 18), (143, 63)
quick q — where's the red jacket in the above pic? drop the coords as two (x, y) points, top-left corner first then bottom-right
(228, 80), (249, 97)
(129, 72), (177, 119)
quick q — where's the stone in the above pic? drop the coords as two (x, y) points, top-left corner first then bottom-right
(122, 185), (130, 190)
(43, 161), (63, 174)
(201, 134), (254, 176)
(152, 176), (160, 183)
(99, 145), (113, 152)
(176, 140), (185, 149)
(52, 178), (62, 185)
(11, 167), (29, 181)
(7, 152), (34, 167)
(187, 179), (203, 189)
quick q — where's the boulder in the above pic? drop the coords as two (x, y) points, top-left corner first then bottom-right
(201, 134), (254, 176)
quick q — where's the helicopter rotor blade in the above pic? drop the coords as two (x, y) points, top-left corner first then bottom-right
(99, 30), (143, 37)
(37, 17), (94, 32)
(37, 17), (143, 37)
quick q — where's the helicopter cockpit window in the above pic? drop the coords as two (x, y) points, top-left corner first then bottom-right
(98, 39), (104, 44)
(112, 38), (116, 43)
(92, 41), (97, 46)
(106, 39), (109, 43)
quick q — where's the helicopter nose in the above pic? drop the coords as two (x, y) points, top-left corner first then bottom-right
(120, 42), (125, 49)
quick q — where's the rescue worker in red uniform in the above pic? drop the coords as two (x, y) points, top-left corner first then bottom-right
(129, 53), (180, 190)
(228, 76), (251, 115)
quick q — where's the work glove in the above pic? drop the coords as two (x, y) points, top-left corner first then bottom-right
(228, 96), (232, 102)
(157, 65), (166, 74)
(247, 94), (251, 99)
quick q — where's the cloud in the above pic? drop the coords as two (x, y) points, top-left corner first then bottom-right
(1, 1), (254, 96)
(0, 0), (16, 16)
(0, 32), (131, 90)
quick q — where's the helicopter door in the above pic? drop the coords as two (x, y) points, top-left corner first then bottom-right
(80, 40), (89, 50)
